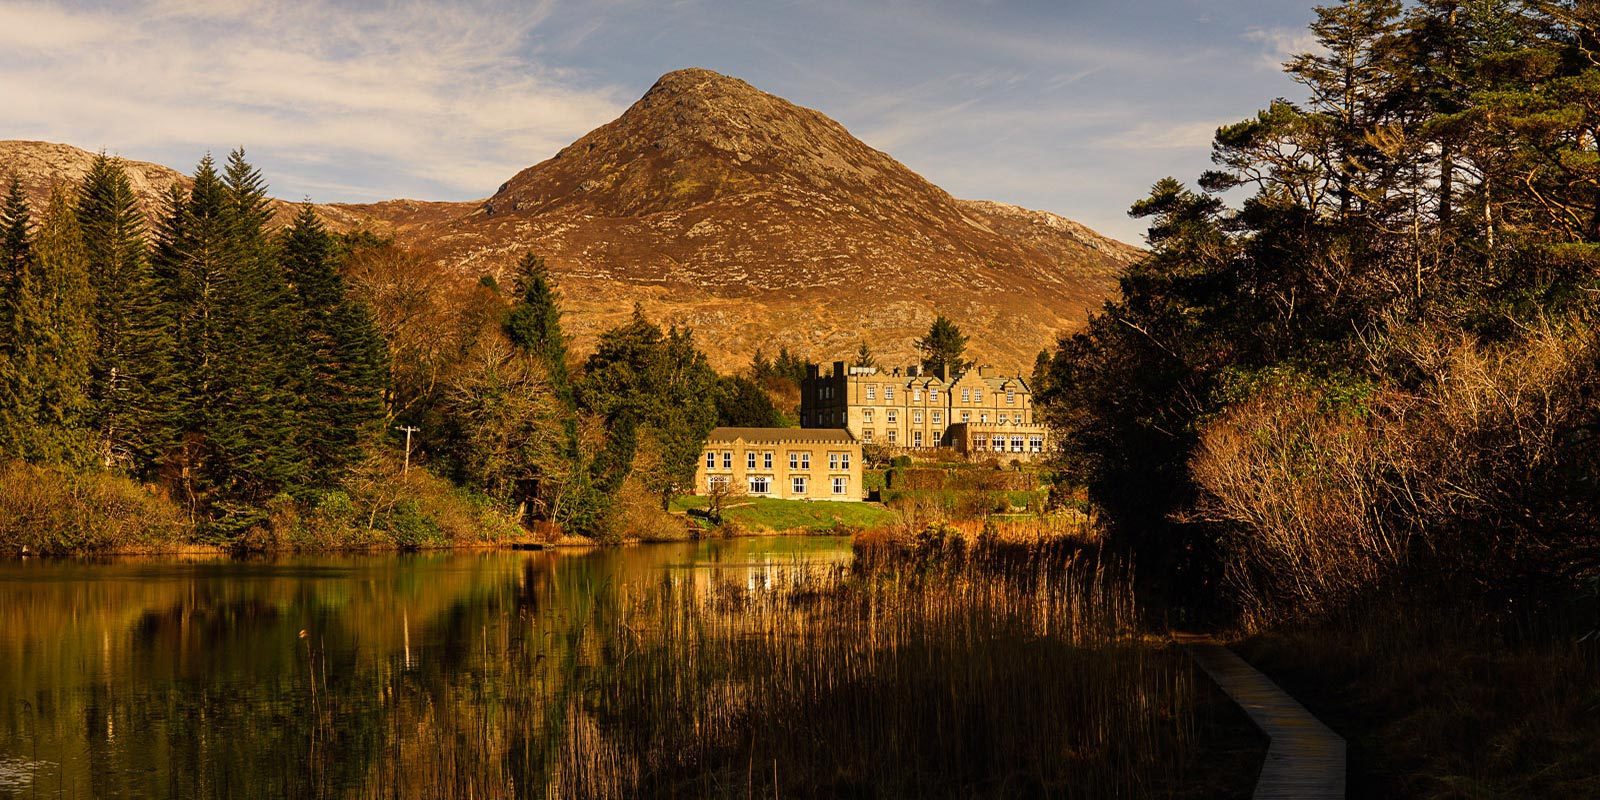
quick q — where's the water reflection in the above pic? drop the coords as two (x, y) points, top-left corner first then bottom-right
(0, 538), (851, 798)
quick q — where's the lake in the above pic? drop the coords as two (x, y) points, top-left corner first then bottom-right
(0, 538), (853, 798)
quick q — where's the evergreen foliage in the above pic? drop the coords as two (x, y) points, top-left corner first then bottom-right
(915, 315), (969, 374)
(580, 305), (718, 509)
(78, 154), (175, 474)
(1039, 0), (1600, 609)
(714, 374), (785, 427)
(280, 204), (387, 482)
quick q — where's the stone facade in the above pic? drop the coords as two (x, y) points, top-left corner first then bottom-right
(693, 427), (863, 502)
(799, 361), (1049, 460)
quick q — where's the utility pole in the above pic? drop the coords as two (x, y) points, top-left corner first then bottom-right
(398, 425), (420, 475)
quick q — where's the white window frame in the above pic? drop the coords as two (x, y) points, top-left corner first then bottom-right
(832, 476), (847, 495)
(887, 409), (898, 423)
(705, 452), (716, 469)
(748, 476), (771, 494)
(885, 386), (894, 400)
(763, 452), (773, 469)
(887, 429), (897, 443)
(866, 384), (877, 400)
(913, 430), (923, 448)
(722, 451), (733, 469)
(932, 411), (942, 425)
(913, 410), (923, 424)
(707, 475), (728, 492)
(828, 452), (840, 470)
(840, 453), (851, 470)
(791, 476), (807, 495)
(747, 451), (757, 470)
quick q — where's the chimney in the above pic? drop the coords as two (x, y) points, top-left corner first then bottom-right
(934, 364), (950, 383)
(806, 363), (820, 380)
(833, 360), (846, 379)
(978, 364), (992, 378)
(907, 365), (920, 377)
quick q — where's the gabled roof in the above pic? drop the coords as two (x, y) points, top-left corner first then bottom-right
(707, 427), (858, 445)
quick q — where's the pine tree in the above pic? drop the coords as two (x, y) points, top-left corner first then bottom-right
(280, 204), (386, 481)
(916, 315), (969, 374)
(503, 251), (571, 396)
(79, 154), (175, 473)
(208, 148), (307, 517)
(22, 188), (96, 464)
(852, 341), (878, 369)
(0, 178), (36, 458)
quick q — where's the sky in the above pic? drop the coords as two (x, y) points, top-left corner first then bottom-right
(0, 0), (1319, 244)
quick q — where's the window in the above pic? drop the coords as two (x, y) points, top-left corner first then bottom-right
(747, 451), (757, 470)
(933, 429), (943, 444)
(974, 434), (988, 451)
(913, 388), (922, 402)
(998, 413), (1007, 425)
(974, 390), (984, 404)
(885, 386), (894, 400)
(707, 475), (728, 492)
(961, 388), (971, 403)
(749, 476), (770, 494)
(887, 429), (897, 443)
(763, 452), (774, 469)
(932, 411), (942, 425)
(866, 384), (877, 400)
(1010, 435), (1025, 453)
(791, 476), (808, 495)
(913, 410), (923, 424)
(829, 452), (840, 470)
(722, 451), (732, 469)
(863, 429), (874, 442)
(961, 412), (970, 423)
(930, 388), (939, 402)
(864, 409), (874, 422)
(789, 452), (798, 469)
(1028, 435), (1044, 453)
(832, 477), (848, 495)
(913, 430), (923, 448)
(1007, 391), (1016, 405)
(887, 409), (898, 423)
(840, 453), (851, 470)
(705, 451), (716, 469)
(980, 413), (989, 424)
(992, 437), (1005, 453)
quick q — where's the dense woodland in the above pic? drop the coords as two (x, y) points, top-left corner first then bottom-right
(0, 152), (796, 551)
(1038, 0), (1600, 623)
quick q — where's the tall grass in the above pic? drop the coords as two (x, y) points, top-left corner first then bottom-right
(305, 541), (1201, 798)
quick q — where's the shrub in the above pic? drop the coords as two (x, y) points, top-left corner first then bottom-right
(0, 461), (190, 555)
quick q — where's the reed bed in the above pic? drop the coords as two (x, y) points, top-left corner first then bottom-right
(322, 542), (1199, 798)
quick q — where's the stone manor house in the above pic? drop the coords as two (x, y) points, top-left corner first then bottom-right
(799, 361), (1051, 461)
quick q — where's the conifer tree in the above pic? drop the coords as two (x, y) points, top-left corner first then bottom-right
(208, 149), (306, 515)
(0, 178), (36, 458)
(503, 251), (571, 397)
(280, 204), (386, 481)
(23, 188), (96, 464)
(79, 154), (175, 473)
(916, 315), (969, 374)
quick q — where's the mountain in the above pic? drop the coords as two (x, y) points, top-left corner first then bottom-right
(2, 68), (1139, 371)
(0, 140), (370, 230)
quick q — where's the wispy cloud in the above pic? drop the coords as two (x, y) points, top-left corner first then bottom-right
(0, 0), (626, 199)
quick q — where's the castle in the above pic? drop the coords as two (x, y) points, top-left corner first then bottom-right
(799, 361), (1051, 461)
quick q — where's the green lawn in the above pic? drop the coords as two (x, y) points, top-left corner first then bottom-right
(672, 495), (898, 533)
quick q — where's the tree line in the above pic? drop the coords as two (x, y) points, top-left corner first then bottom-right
(0, 152), (789, 545)
(1038, 0), (1600, 622)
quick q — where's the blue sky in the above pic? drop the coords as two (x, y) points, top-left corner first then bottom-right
(1, 0), (1317, 243)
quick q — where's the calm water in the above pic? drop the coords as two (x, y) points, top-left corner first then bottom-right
(0, 537), (852, 798)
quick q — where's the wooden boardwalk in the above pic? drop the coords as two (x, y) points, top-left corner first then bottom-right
(1176, 634), (1346, 799)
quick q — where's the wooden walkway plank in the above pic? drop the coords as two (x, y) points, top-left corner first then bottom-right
(1176, 633), (1346, 800)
